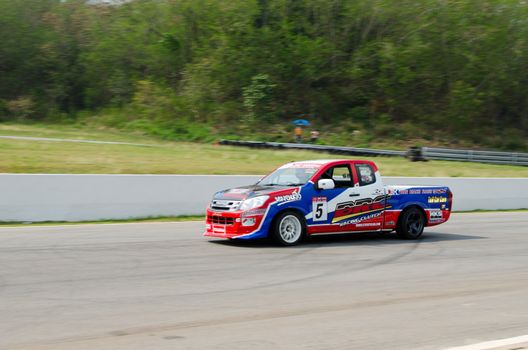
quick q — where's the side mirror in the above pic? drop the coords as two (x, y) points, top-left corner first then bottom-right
(317, 179), (335, 190)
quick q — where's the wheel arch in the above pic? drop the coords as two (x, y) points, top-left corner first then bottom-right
(268, 207), (307, 236)
(397, 204), (426, 227)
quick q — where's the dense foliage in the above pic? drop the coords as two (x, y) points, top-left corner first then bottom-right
(1, 0), (527, 150)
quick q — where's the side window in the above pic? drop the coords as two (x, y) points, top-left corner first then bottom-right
(355, 164), (376, 186)
(324, 165), (353, 188)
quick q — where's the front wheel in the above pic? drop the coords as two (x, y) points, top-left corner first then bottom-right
(396, 207), (425, 239)
(272, 211), (305, 246)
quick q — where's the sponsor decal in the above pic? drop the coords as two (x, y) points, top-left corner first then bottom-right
(428, 196), (447, 204)
(332, 195), (388, 223)
(420, 188), (447, 195)
(312, 197), (328, 222)
(280, 163), (320, 169)
(212, 225), (226, 233)
(241, 208), (267, 217)
(356, 222), (381, 228)
(387, 188), (400, 195)
(213, 200), (234, 206)
(339, 211), (383, 227)
(274, 189), (302, 204)
(429, 210), (443, 222)
(395, 188), (447, 196)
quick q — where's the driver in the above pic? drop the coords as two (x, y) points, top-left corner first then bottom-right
(294, 168), (312, 184)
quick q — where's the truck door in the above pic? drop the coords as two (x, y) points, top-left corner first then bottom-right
(332, 162), (386, 231)
(309, 163), (354, 227)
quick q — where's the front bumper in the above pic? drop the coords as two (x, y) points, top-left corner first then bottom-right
(204, 208), (265, 239)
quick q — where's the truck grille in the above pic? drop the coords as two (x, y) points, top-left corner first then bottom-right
(210, 200), (241, 211)
(208, 215), (235, 225)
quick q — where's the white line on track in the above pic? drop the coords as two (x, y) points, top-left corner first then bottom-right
(444, 335), (528, 350)
(0, 135), (153, 146)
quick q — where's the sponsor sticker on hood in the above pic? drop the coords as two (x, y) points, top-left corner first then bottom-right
(274, 189), (302, 205)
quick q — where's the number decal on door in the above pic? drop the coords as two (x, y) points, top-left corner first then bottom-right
(313, 197), (328, 222)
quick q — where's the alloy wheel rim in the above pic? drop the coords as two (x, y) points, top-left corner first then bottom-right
(406, 212), (423, 236)
(279, 215), (302, 243)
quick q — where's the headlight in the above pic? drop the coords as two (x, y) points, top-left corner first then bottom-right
(239, 195), (269, 211)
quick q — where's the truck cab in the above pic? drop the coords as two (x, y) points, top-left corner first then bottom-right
(305, 159), (387, 234)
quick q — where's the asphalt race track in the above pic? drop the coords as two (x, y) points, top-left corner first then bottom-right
(1, 212), (527, 350)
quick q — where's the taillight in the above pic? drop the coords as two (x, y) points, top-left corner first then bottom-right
(447, 190), (453, 210)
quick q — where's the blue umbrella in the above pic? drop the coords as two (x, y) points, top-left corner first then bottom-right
(293, 119), (310, 126)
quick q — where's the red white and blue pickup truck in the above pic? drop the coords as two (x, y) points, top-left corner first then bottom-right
(205, 159), (452, 245)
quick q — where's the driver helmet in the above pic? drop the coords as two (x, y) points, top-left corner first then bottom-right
(295, 168), (311, 183)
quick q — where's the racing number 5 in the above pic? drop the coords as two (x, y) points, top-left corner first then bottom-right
(315, 203), (323, 219)
(313, 197), (328, 222)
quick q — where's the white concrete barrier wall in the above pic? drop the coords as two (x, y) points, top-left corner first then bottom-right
(0, 174), (526, 222)
(1, 174), (260, 222)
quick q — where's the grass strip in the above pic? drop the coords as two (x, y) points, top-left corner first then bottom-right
(1, 123), (528, 177)
(0, 215), (205, 227)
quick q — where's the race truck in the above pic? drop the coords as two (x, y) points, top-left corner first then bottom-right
(204, 159), (452, 245)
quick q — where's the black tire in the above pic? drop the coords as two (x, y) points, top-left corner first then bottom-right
(271, 211), (306, 246)
(396, 207), (425, 239)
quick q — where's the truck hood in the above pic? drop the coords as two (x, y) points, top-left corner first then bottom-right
(213, 184), (298, 201)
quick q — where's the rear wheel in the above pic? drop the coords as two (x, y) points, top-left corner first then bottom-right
(272, 211), (305, 246)
(396, 207), (425, 239)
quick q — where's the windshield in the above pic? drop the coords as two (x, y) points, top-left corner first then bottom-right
(257, 166), (319, 186)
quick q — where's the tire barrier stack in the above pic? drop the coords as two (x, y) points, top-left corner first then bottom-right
(220, 140), (528, 167)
